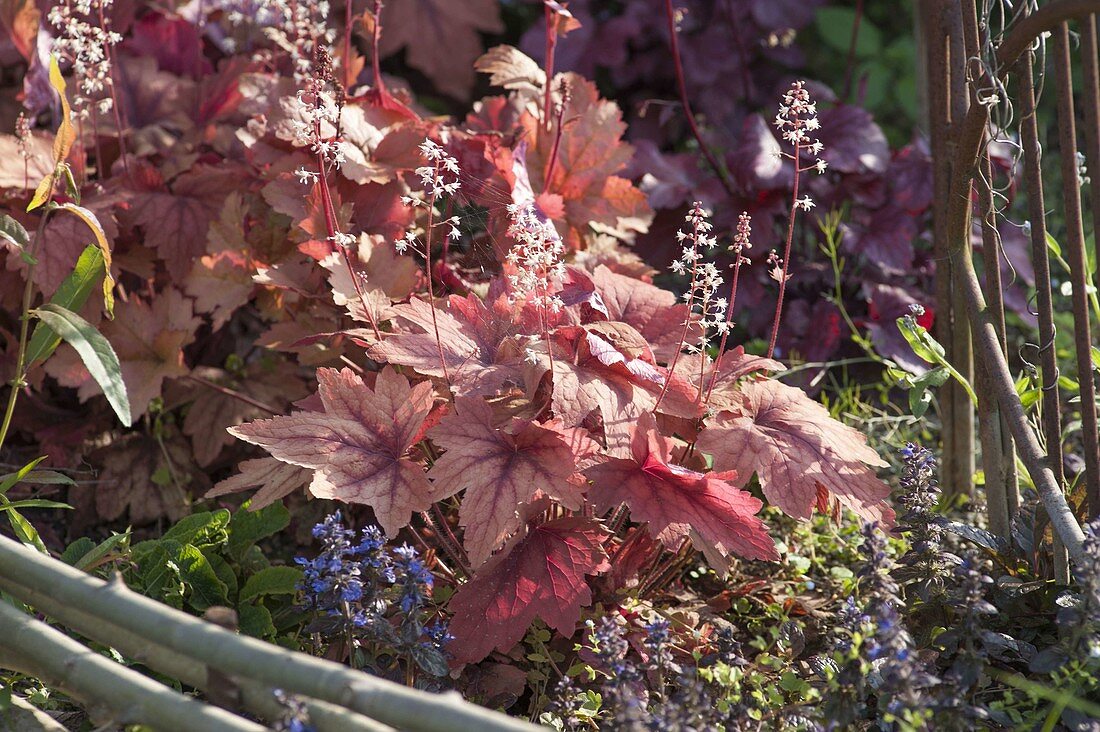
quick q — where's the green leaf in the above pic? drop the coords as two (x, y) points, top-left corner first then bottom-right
(205, 551), (239, 599)
(1046, 232), (1062, 259)
(14, 470), (75, 486)
(228, 502), (290, 561)
(815, 8), (882, 57)
(238, 602), (276, 639)
(71, 532), (130, 571)
(0, 499), (71, 510)
(0, 457), (47, 495)
(175, 544), (230, 611)
(239, 566), (302, 602)
(61, 537), (96, 566)
(896, 316), (945, 363)
(161, 510), (231, 548)
(0, 215), (29, 249)
(32, 303), (131, 427)
(54, 202), (115, 317)
(24, 245), (106, 368)
(2, 502), (47, 554)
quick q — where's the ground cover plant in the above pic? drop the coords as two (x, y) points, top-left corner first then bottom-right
(0, 1), (1098, 730)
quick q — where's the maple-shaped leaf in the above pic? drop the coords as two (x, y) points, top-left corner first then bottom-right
(126, 165), (243, 279)
(447, 517), (609, 664)
(513, 74), (653, 249)
(695, 379), (895, 525)
(584, 413), (777, 567)
(532, 326), (699, 454)
(588, 265), (697, 362)
(378, 0), (504, 99)
(45, 288), (200, 419)
(369, 295), (526, 397)
(427, 398), (590, 567)
(206, 457), (312, 510)
(228, 367), (438, 536)
(678, 347), (782, 413)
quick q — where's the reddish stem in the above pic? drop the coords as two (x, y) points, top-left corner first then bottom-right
(543, 83), (568, 190)
(98, 4), (130, 180)
(344, 0), (354, 88)
(316, 150), (382, 340)
(662, 0), (735, 197)
(766, 145), (801, 359)
(542, 3), (557, 137)
(653, 222), (702, 413)
(702, 258), (744, 408)
(371, 0), (386, 96)
(422, 180), (453, 395)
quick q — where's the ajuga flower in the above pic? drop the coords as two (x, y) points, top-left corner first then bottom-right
(295, 513), (450, 679)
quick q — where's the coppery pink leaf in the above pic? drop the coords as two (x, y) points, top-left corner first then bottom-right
(428, 398), (590, 567)
(447, 517), (609, 664)
(696, 379), (895, 525)
(585, 413), (777, 566)
(229, 367), (438, 535)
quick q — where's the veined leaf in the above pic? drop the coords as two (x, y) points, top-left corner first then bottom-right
(24, 246), (106, 368)
(0, 215), (29, 249)
(32, 303), (132, 426)
(1, 499), (47, 554)
(54, 203), (115, 317)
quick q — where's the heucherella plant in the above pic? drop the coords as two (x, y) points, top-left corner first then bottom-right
(221, 44), (896, 670)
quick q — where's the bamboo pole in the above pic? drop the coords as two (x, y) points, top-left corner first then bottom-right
(0, 600), (267, 732)
(0, 535), (540, 732)
(1, 574), (394, 732)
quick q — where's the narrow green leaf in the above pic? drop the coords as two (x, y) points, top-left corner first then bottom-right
(0, 215), (29, 249)
(16, 470), (75, 486)
(0, 457), (48, 496)
(2, 501), (47, 554)
(72, 532), (130, 570)
(1045, 232), (1062, 259)
(32, 303), (131, 427)
(0, 499), (71, 510)
(24, 246), (106, 368)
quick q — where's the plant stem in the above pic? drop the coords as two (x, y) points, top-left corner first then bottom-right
(186, 374), (280, 415)
(662, 0), (735, 197)
(841, 0), (864, 101)
(344, 0), (355, 88)
(422, 185), (453, 394)
(0, 211), (52, 454)
(542, 3), (557, 138)
(371, 0), (386, 96)
(767, 145), (801, 358)
(316, 149), (382, 340)
(702, 257), (744, 409)
(654, 219), (702, 413)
